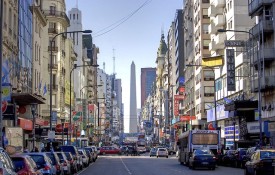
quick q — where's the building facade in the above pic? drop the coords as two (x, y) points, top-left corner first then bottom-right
(140, 68), (156, 108)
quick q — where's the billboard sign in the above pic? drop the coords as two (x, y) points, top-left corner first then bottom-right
(226, 49), (236, 91)
(225, 40), (245, 47)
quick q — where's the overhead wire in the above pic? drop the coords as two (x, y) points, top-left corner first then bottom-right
(93, 0), (152, 38)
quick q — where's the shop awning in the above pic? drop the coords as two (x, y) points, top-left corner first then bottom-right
(224, 100), (258, 111)
(12, 93), (45, 105)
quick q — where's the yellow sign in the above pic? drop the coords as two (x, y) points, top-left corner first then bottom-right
(202, 55), (223, 67)
(65, 80), (74, 105)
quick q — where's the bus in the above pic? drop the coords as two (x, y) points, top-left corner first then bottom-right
(178, 130), (220, 165)
(136, 139), (146, 153)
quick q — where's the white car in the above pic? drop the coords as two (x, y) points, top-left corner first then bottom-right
(78, 149), (89, 167)
(156, 148), (169, 158)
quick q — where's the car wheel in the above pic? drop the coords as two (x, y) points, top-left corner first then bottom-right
(150, 155), (151, 157)
(166, 156), (168, 158)
(212, 167), (216, 170)
(157, 156), (159, 158)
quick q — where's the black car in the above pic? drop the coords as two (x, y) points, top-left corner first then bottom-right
(221, 150), (236, 166)
(188, 149), (216, 170)
(233, 148), (247, 168)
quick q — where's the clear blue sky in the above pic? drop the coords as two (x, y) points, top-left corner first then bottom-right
(66, 0), (183, 133)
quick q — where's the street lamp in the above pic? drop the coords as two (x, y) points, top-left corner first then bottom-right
(186, 64), (218, 129)
(49, 30), (92, 132)
(217, 29), (263, 146)
(60, 118), (65, 145)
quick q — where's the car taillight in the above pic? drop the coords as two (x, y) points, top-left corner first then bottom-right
(44, 165), (51, 170)
(0, 168), (3, 175)
(56, 164), (60, 170)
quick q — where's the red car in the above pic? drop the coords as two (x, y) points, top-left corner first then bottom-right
(11, 154), (42, 175)
(100, 146), (121, 155)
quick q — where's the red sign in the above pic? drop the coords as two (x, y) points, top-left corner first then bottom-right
(179, 87), (185, 94)
(36, 118), (45, 126)
(208, 123), (215, 130)
(174, 95), (185, 100)
(18, 118), (33, 131)
(2, 101), (7, 113)
(174, 98), (179, 116)
(88, 104), (95, 112)
(55, 123), (70, 132)
(180, 115), (196, 121)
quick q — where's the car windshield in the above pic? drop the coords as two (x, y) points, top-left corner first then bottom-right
(29, 155), (45, 166)
(260, 151), (275, 159)
(194, 150), (212, 155)
(158, 148), (166, 151)
(78, 151), (84, 155)
(11, 158), (25, 171)
(60, 146), (76, 155)
(64, 153), (72, 161)
(57, 153), (65, 161)
(46, 153), (56, 164)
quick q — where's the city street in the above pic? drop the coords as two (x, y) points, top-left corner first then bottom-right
(78, 155), (243, 175)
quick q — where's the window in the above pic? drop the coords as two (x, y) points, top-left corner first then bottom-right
(202, 24), (209, 34)
(3, 2), (6, 29)
(196, 89), (200, 99)
(202, 8), (209, 19)
(202, 0), (210, 3)
(49, 22), (56, 29)
(227, 20), (233, 29)
(73, 14), (75, 20)
(50, 6), (56, 15)
(8, 8), (12, 31)
(204, 70), (214, 80)
(204, 86), (214, 96)
(203, 40), (210, 49)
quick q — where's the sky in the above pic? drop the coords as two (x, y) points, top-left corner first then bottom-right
(66, 0), (183, 133)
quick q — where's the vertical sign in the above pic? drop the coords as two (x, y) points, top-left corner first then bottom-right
(226, 49), (236, 91)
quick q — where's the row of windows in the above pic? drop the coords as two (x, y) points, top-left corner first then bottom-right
(3, 1), (18, 41)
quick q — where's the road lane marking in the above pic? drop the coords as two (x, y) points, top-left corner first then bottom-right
(120, 157), (132, 175)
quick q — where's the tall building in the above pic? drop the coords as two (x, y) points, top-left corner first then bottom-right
(129, 61), (137, 133)
(140, 68), (156, 108)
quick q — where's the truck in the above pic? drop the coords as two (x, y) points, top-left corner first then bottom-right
(178, 130), (220, 165)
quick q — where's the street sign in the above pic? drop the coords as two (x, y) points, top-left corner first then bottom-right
(226, 49), (236, 91)
(225, 40), (245, 47)
(48, 131), (55, 140)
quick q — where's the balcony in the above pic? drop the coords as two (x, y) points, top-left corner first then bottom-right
(43, 10), (70, 25)
(209, 21), (217, 34)
(252, 76), (275, 92)
(48, 46), (58, 52)
(250, 19), (273, 38)
(248, 0), (272, 17)
(209, 33), (226, 51)
(48, 84), (58, 91)
(253, 48), (275, 65)
(48, 28), (58, 34)
(208, 5), (223, 17)
(214, 15), (225, 27)
(48, 63), (58, 70)
(210, 0), (225, 8)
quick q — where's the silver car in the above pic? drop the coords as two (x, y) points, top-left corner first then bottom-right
(78, 149), (89, 167)
(0, 148), (17, 175)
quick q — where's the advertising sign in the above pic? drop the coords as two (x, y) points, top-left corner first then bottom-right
(226, 49), (236, 91)
(174, 98), (179, 116)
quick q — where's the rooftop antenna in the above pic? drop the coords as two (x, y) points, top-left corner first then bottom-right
(113, 48), (116, 75)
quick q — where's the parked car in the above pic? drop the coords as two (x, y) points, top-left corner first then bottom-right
(99, 146), (121, 155)
(63, 152), (77, 174)
(56, 152), (71, 175)
(188, 149), (216, 170)
(78, 149), (89, 167)
(0, 147), (17, 175)
(233, 148), (247, 168)
(242, 147), (257, 169)
(221, 150), (236, 166)
(60, 145), (82, 170)
(90, 146), (99, 159)
(84, 147), (96, 162)
(24, 152), (55, 175)
(149, 148), (157, 157)
(45, 152), (63, 175)
(11, 154), (42, 175)
(156, 148), (168, 158)
(245, 149), (275, 175)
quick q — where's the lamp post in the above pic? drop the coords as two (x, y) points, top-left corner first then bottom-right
(31, 104), (37, 151)
(60, 118), (65, 145)
(0, 0), (3, 148)
(68, 63), (99, 144)
(217, 29), (263, 146)
(186, 64), (217, 129)
(49, 30), (92, 132)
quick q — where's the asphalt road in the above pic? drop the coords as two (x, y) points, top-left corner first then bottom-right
(78, 154), (244, 175)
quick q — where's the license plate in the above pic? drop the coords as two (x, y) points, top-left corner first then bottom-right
(202, 162), (209, 165)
